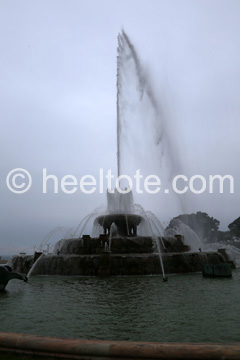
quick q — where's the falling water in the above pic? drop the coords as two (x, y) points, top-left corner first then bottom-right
(134, 203), (167, 280)
(27, 253), (44, 278)
(73, 206), (105, 238)
(38, 227), (71, 252)
(27, 227), (73, 277)
(107, 190), (134, 214)
(78, 213), (99, 238)
(109, 223), (118, 251)
(144, 211), (166, 250)
(145, 211), (165, 235)
(165, 219), (203, 252)
(125, 214), (129, 236)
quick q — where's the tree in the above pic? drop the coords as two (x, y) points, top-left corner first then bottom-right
(228, 217), (240, 238)
(166, 212), (220, 242)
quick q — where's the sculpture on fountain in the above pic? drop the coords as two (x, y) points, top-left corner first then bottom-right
(0, 265), (28, 291)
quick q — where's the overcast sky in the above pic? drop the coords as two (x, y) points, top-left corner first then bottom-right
(0, 0), (240, 254)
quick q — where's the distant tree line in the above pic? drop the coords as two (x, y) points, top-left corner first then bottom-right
(166, 211), (240, 243)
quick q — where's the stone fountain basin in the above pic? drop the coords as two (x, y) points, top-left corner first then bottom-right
(97, 214), (142, 226)
(9, 250), (233, 277)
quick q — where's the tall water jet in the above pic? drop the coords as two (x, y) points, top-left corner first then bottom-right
(117, 29), (185, 218)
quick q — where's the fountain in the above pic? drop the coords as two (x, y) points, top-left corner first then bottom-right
(8, 30), (235, 278)
(9, 187), (233, 278)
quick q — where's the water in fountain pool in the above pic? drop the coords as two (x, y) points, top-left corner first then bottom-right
(1, 271), (240, 343)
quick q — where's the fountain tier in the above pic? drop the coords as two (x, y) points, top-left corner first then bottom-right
(9, 231), (234, 277)
(96, 214), (142, 236)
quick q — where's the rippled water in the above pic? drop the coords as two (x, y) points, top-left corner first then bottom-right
(1, 271), (240, 343)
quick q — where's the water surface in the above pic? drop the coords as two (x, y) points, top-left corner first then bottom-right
(1, 271), (240, 343)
